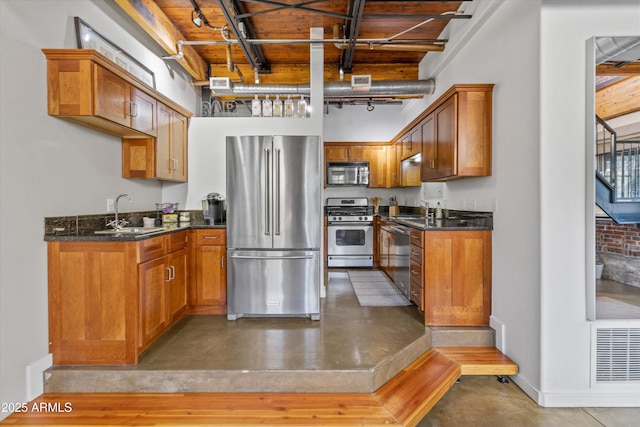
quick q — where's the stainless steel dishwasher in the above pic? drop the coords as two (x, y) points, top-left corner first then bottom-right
(393, 224), (411, 299)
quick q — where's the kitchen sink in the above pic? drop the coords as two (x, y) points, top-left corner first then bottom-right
(94, 227), (165, 235)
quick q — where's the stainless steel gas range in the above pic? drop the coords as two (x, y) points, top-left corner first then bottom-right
(325, 197), (374, 268)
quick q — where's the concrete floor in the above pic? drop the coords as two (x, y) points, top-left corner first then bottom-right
(420, 279), (640, 426)
(45, 272), (639, 424)
(597, 278), (640, 310)
(419, 375), (640, 427)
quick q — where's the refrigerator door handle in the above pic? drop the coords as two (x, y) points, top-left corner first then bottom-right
(230, 254), (314, 260)
(264, 147), (271, 236)
(275, 147), (281, 236)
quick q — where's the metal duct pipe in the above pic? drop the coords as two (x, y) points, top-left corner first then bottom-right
(223, 79), (436, 98)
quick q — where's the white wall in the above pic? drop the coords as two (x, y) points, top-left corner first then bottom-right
(0, 1), (196, 418)
(405, 0), (640, 406)
(538, 0), (640, 406)
(406, 0), (544, 397)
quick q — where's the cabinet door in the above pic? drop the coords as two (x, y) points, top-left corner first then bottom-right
(167, 249), (188, 323)
(387, 142), (399, 187)
(131, 87), (157, 136)
(348, 145), (369, 161)
(409, 126), (421, 158)
(171, 111), (188, 182)
(195, 245), (227, 306)
(139, 256), (169, 349)
(368, 145), (387, 188)
(155, 103), (173, 180)
(421, 113), (437, 181)
(423, 231), (491, 326)
(325, 146), (348, 161)
(434, 95), (457, 179)
(95, 65), (130, 127)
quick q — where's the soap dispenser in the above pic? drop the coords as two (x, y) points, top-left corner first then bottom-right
(435, 202), (443, 219)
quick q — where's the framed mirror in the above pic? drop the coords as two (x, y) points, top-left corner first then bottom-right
(587, 36), (640, 320)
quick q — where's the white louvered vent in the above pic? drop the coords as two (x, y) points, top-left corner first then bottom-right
(592, 326), (640, 385)
(351, 75), (371, 92)
(209, 77), (231, 90)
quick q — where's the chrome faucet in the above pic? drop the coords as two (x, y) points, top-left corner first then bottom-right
(108, 194), (132, 230)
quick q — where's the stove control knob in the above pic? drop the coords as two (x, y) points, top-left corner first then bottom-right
(359, 216), (363, 220)
(332, 216), (337, 221)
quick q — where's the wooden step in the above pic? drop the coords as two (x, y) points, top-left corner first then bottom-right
(436, 346), (519, 376)
(374, 348), (461, 427)
(2, 347), (517, 427)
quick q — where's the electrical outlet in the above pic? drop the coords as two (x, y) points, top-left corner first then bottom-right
(106, 198), (114, 213)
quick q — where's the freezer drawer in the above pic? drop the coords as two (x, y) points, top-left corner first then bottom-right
(227, 250), (320, 320)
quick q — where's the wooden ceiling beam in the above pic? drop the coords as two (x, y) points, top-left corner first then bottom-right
(113, 0), (208, 81)
(596, 76), (640, 120)
(596, 63), (640, 76)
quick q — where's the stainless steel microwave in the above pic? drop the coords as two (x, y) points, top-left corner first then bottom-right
(326, 162), (370, 186)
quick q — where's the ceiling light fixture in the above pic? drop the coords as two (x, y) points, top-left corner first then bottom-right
(367, 100), (375, 112)
(191, 10), (202, 27)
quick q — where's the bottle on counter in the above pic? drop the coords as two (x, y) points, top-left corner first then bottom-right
(297, 97), (307, 117)
(435, 202), (443, 219)
(273, 95), (283, 117)
(284, 96), (295, 117)
(251, 95), (261, 117)
(262, 95), (272, 117)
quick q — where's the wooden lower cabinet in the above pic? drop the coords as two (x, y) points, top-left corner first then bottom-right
(139, 256), (169, 351)
(139, 248), (188, 351)
(47, 230), (189, 365)
(375, 225), (492, 326)
(423, 230), (492, 326)
(409, 229), (424, 310)
(189, 229), (227, 314)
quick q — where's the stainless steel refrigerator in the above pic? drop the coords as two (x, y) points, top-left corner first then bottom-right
(226, 135), (321, 320)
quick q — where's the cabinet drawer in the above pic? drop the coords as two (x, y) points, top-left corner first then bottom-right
(195, 229), (226, 246)
(168, 230), (188, 252)
(138, 235), (166, 263)
(410, 244), (423, 264)
(410, 279), (423, 310)
(410, 258), (423, 284)
(409, 229), (423, 247)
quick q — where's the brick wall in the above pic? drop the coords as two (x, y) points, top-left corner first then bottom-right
(596, 219), (640, 257)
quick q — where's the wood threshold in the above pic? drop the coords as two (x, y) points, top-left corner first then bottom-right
(1, 347), (517, 426)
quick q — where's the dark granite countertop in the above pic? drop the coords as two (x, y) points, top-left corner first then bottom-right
(380, 215), (493, 231)
(44, 210), (226, 242)
(377, 208), (493, 231)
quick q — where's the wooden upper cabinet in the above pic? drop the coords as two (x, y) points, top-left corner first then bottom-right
(347, 146), (369, 161)
(155, 103), (188, 181)
(95, 67), (157, 136)
(387, 142), (399, 188)
(367, 145), (387, 188)
(420, 84), (493, 181)
(324, 143), (388, 188)
(324, 145), (369, 162)
(400, 128), (421, 160)
(43, 49), (191, 181)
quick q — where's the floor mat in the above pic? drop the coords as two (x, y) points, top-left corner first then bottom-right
(347, 270), (411, 307)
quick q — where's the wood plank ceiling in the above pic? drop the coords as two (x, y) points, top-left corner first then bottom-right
(595, 37), (640, 120)
(115, 0), (468, 85)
